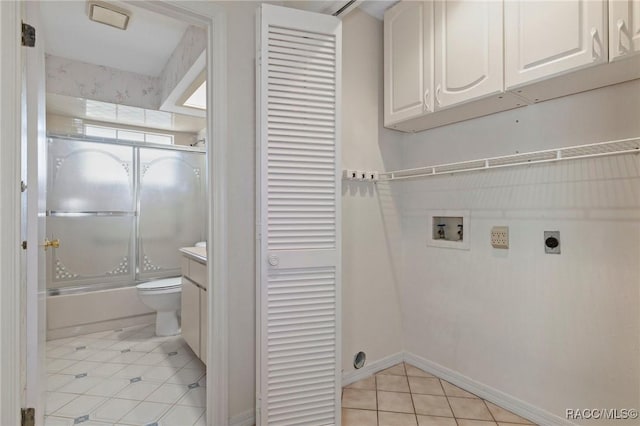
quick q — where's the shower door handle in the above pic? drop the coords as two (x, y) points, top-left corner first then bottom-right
(42, 239), (60, 251)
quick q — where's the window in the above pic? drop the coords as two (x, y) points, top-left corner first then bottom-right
(85, 125), (116, 139)
(84, 124), (174, 145)
(182, 81), (206, 110)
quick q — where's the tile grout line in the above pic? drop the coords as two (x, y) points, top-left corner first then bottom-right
(437, 378), (459, 426)
(376, 373), (383, 426)
(483, 398), (498, 424)
(403, 363), (419, 426)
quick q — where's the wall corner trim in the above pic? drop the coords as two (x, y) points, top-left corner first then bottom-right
(403, 352), (577, 426)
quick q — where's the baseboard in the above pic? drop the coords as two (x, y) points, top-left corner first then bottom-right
(47, 314), (156, 340)
(229, 408), (255, 426)
(403, 352), (575, 426)
(342, 351), (405, 387)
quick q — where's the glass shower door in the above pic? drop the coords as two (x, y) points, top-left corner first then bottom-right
(47, 138), (136, 289)
(138, 147), (206, 280)
(46, 137), (206, 291)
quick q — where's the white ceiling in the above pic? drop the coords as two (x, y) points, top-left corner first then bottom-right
(40, 1), (189, 77)
(358, 0), (399, 20)
(286, 0), (397, 19)
(286, 1), (351, 14)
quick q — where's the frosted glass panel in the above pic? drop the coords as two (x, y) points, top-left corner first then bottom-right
(48, 138), (134, 212)
(46, 136), (206, 291)
(138, 148), (205, 279)
(48, 216), (134, 288)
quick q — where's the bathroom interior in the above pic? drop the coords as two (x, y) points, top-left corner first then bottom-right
(42, 2), (209, 425)
(21, 1), (639, 426)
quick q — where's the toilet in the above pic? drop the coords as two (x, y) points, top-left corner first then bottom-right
(136, 277), (182, 336)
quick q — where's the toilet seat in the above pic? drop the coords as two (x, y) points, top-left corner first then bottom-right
(137, 277), (182, 293)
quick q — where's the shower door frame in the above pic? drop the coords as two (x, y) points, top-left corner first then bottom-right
(46, 134), (207, 294)
(0, 1), (230, 426)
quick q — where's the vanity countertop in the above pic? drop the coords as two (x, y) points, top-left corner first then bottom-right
(179, 246), (207, 263)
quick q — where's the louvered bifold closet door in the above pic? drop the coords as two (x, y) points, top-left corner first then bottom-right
(257, 4), (342, 426)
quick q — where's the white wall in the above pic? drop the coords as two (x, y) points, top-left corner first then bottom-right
(159, 25), (206, 107)
(217, 2), (260, 421)
(397, 79), (640, 424)
(341, 10), (404, 375)
(46, 55), (162, 110)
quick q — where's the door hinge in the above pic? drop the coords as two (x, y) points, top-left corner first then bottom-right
(22, 241), (27, 250)
(21, 180), (27, 193)
(21, 22), (36, 47)
(21, 408), (35, 426)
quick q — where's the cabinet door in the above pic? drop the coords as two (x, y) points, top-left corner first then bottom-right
(199, 288), (208, 363)
(505, 0), (608, 89)
(181, 278), (200, 356)
(610, 0), (640, 60)
(434, 0), (503, 109)
(384, 1), (433, 126)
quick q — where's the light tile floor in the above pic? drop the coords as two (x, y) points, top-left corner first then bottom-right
(45, 323), (206, 426)
(47, 327), (536, 426)
(342, 363), (537, 426)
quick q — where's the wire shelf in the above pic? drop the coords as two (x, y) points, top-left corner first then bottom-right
(378, 137), (640, 182)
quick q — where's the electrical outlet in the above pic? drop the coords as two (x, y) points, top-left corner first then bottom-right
(369, 171), (379, 182)
(491, 226), (509, 249)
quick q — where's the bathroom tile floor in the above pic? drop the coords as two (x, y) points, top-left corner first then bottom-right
(45, 323), (206, 426)
(342, 362), (537, 426)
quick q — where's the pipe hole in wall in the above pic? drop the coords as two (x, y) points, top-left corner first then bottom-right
(353, 351), (366, 369)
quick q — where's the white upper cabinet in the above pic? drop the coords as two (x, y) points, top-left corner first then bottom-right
(384, 1), (433, 126)
(505, 0), (608, 89)
(434, 0), (504, 109)
(610, 0), (640, 60)
(384, 0), (639, 132)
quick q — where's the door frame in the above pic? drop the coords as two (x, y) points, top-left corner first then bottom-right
(0, 1), (24, 425)
(0, 1), (229, 425)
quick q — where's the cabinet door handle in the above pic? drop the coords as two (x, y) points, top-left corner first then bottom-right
(617, 19), (627, 55)
(423, 89), (430, 112)
(590, 27), (601, 61)
(435, 85), (442, 106)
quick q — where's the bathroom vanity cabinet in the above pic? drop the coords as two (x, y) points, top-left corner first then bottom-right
(180, 247), (208, 364)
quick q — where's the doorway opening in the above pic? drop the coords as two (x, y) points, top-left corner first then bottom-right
(17, 2), (228, 425)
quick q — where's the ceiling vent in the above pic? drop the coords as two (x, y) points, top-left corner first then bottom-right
(87, 1), (130, 30)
